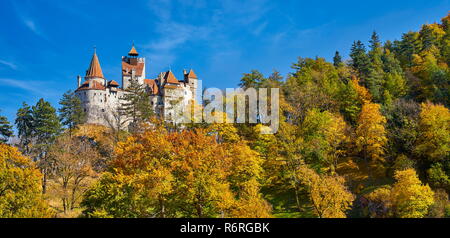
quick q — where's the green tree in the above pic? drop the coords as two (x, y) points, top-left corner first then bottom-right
(119, 78), (153, 132)
(350, 40), (370, 77)
(394, 31), (422, 67)
(300, 109), (348, 174)
(333, 51), (343, 67)
(58, 90), (86, 135)
(366, 32), (385, 102)
(32, 98), (62, 194)
(0, 110), (13, 143)
(239, 70), (265, 89)
(15, 102), (34, 154)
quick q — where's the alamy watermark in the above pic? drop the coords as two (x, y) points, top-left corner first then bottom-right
(167, 81), (280, 134)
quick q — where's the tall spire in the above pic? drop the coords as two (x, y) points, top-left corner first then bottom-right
(128, 42), (139, 56)
(85, 48), (104, 79)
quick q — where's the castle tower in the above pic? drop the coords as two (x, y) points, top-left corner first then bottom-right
(185, 69), (198, 99)
(122, 43), (146, 89)
(85, 48), (106, 86)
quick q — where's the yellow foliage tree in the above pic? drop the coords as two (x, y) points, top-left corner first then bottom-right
(415, 102), (450, 161)
(355, 103), (388, 178)
(297, 164), (354, 218)
(82, 125), (271, 218)
(390, 169), (435, 218)
(47, 135), (101, 215)
(350, 76), (372, 105)
(0, 143), (53, 218)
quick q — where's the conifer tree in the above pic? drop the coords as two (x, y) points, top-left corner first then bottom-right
(58, 90), (86, 135)
(119, 78), (153, 132)
(0, 111), (13, 143)
(333, 51), (343, 67)
(350, 40), (370, 77)
(15, 102), (34, 154)
(31, 98), (62, 194)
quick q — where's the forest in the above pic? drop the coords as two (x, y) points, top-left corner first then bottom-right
(0, 13), (449, 218)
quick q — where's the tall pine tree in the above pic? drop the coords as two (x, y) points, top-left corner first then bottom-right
(59, 90), (86, 135)
(119, 78), (153, 132)
(350, 40), (370, 77)
(15, 102), (34, 154)
(333, 51), (343, 67)
(367, 32), (385, 102)
(0, 110), (13, 143)
(32, 98), (61, 194)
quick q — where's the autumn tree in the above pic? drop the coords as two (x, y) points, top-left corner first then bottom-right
(355, 103), (388, 179)
(0, 143), (53, 218)
(296, 164), (354, 218)
(415, 102), (450, 162)
(48, 135), (100, 215)
(390, 169), (435, 218)
(284, 57), (344, 121)
(300, 109), (348, 174)
(82, 126), (270, 218)
(340, 76), (372, 124)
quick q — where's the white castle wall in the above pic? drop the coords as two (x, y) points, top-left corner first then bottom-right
(76, 88), (127, 129)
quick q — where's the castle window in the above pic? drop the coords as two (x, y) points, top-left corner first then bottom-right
(102, 109), (105, 112)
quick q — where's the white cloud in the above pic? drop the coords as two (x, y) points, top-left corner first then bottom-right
(0, 60), (18, 70)
(10, 1), (48, 40)
(0, 78), (57, 96)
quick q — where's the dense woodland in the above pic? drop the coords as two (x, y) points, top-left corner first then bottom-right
(0, 13), (449, 218)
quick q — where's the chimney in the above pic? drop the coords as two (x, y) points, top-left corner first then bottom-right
(77, 75), (82, 87)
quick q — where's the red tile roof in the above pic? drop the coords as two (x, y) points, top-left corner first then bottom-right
(85, 52), (104, 79)
(164, 70), (179, 84)
(122, 61), (145, 77)
(144, 79), (159, 95)
(108, 80), (120, 87)
(76, 80), (106, 91)
(187, 69), (198, 79)
(128, 45), (139, 56)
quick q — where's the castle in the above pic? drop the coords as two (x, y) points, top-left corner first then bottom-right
(75, 45), (199, 129)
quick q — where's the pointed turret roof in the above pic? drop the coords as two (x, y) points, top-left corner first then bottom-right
(128, 44), (139, 56)
(85, 50), (104, 79)
(165, 70), (180, 84)
(187, 69), (198, 79)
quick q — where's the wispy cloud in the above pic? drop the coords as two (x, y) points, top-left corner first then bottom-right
(0, 78), (57, 96)
(10, 1), (48, 40)
(143, 0), (272, 70)
(0, 60), (18, 70)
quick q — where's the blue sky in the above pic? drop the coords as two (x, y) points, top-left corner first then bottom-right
(0, 0), (448, 129)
